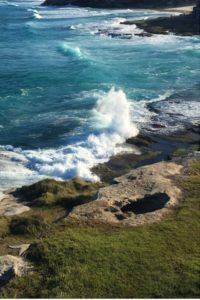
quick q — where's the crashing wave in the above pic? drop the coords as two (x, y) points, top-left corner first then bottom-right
(70, 17), (144, 39)
(28, 9), (43, 19)
(58, 42), (83, 59)
(0, 88), (139, 188)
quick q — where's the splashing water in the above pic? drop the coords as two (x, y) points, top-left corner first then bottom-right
(58, 43), (83, 59)
(1, 88), (138, 187)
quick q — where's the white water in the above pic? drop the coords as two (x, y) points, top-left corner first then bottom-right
(0, 88), (139, 188)
(59, 42), (83, 59)
(1, 1), (199, 190)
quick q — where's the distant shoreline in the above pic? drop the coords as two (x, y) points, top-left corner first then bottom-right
(161, 5), (194, 13)
(42, 0), (197, 10)
(122, 4), (199, 36)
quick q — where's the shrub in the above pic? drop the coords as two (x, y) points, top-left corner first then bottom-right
(9, 216), (49, 236)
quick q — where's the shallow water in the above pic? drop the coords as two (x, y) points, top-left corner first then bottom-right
(0, 0), (200, 188)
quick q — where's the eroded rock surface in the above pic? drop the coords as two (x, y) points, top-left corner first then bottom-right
(0, 190), (30, 217)
(0, 255), (32, 287)
(68, 161), (183, 226)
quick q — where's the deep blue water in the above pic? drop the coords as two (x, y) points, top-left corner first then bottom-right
(0, 0), (200, 188)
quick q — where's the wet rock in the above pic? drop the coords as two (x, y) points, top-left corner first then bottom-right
(122, 10), (200, 36)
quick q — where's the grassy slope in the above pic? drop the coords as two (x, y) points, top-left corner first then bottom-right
(0, 161), (200, 298)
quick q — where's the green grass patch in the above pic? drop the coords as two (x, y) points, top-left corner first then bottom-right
(9, 216), (50, 237)
(16, 178), (100, 208)
(0, 161), (200, 298)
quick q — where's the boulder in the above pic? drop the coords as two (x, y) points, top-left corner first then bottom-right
(0, 255), (32, 287)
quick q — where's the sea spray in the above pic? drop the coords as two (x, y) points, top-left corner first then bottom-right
(93, 87), (138, 138)
(1, 88), (139, 186)
(28, 9), (43, 19)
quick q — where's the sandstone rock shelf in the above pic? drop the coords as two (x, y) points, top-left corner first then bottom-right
(68, 161), (184, 226)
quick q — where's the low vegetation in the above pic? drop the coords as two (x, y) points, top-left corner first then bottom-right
(16, 178), (100, 208)
(9, 216), (50, 237)
(0, 160), (199, 298)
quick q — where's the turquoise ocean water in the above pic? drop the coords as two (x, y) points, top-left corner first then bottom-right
(0, 0), (200, 188)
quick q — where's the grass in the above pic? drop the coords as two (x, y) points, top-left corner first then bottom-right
(9, 216), (50, 237)
(0, 161), (200, 298)
(16, 178), (100, 207)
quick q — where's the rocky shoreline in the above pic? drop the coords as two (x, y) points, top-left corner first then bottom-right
(0, 120), (199, 291)
(0, 141), (199, 291)
(0, 124), (199, 220)
(1, 1), (200, 297)
(42, 0), (200, 37)
(122, 5), (200, 36)
(42, 0), (196, 9)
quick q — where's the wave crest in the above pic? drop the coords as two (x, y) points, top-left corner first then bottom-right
(28, 9), (43, 19)
(0, 88), (139, 187)
(58, 43), (83, 59)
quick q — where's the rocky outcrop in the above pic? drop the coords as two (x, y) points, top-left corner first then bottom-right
(129, 14), (199, 36)
(0, 190), (30, 217)
(0, 255), (32, 287)
(122, 2), (200, 36)
(68, 161), (183, 226)
(193, 0), (200, 33)
(42, 0), (196, 9)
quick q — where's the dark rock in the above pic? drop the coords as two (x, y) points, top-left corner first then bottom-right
(42, 0), (196, 9)
(122, 9), (200, 36)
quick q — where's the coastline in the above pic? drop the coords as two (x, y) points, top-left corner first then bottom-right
(1, 88), (200, 295)
(42, 0), (199, 36)
(122, 4), (200, 36)
(162, 5), (194, 13)
(42, 0), (197, 9)
(1, 123), (199, 216)
(1, 125), (200, 296)
(0, 2), (200, 296)
(1, 84), (200, 203)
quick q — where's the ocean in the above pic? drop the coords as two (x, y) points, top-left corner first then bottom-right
(0, 0), (200, 189)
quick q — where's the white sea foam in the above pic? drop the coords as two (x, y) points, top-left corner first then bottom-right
(0, 88), (139, 188)
(2, 1), (19, 7)
(38, 5), (175, 21)
(34, 13), (42, 19)
(131, 90), (173, 126)
(71, 17), (143, 38)
(31, 7), (150, 20)
(58, 43), (83, 59)
(28, 9), (43, 19)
